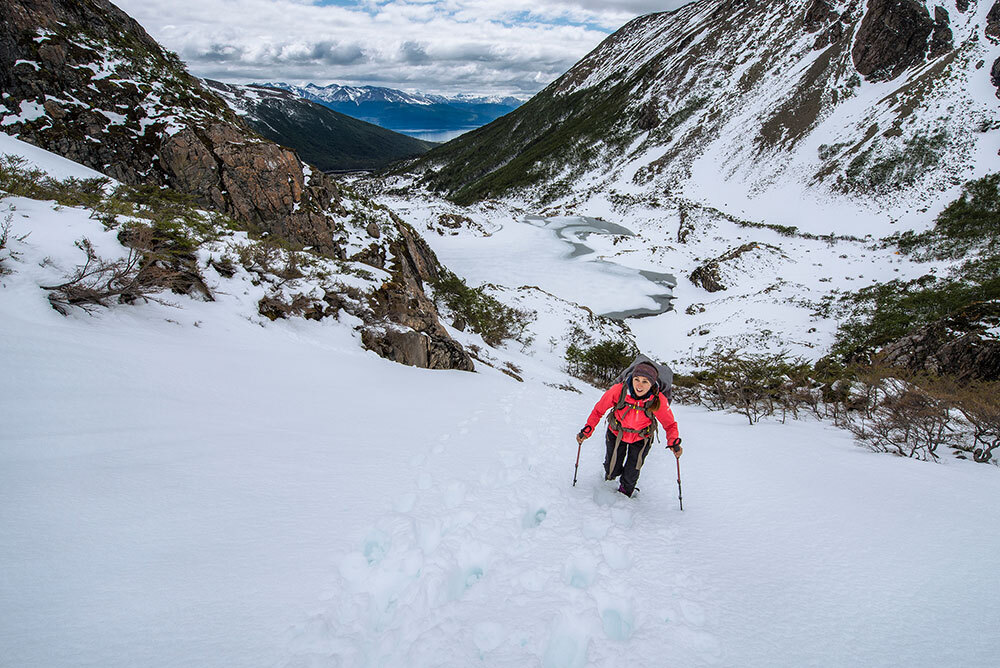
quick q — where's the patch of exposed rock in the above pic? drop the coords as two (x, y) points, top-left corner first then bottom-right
(988, 1), (1000, 42)
(852, 0), (934, 81)
(929, 6), (953, 59)
(362, 223), (474, 371)
(689, 242), (778, 293)
(804, 0), (838, 33)
(992, 57), (1000, 98)
(877, 301), (1000, 381)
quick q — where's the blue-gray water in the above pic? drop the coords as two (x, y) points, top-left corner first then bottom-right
(524, 215), (676, 320)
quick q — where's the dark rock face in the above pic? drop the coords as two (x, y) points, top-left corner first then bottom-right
(688, 242), (767, 293)
(992, 57), (1000, 98)
(988, 2), (1000, 42)
(804, 0), (837, 32)
(363, 223), (474, 371)
(852, 0), (934, 81)
(955, 0), (969, 12)
(637, 96), (661, 131)
(928, 6), (953, 58)
(877, 302), (1000, 381)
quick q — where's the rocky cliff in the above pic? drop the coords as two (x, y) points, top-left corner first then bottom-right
(0, 0), (471, 371)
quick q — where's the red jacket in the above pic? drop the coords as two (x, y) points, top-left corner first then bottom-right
(584, 383), (679, 444)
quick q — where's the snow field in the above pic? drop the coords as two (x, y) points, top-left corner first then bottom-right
(3, 134), (1000, 667)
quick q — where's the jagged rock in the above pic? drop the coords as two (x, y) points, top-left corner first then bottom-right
(877, 302), (1000, 381)
(992, 57), (1000, 98)
(637, 96), (661, 131)
(689, 242), (773, 293)
(689, 263), (726, 293)
(813, 20), (846, 49)
(362, 223), (474, 371)
(804, 0), (837, 32)
(956, 0), (969, 12)
(988, 2), (1000, 42)
(929, 6), (953, 59)
(852, 0), (934, 81)
(362, 327), (473, 371)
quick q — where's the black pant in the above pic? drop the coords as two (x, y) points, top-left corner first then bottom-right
(604, 428), (651, 497)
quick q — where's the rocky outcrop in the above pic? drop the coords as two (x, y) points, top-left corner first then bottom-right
(804, 0), (837, 32)
(955, 0), (969, 12)
(992, 57), (1000, 98)
(637, 96), (661, 131)
(689, 242), (771, 293)
(852, 0), (934, 81)
(362, 223), (475, 371)
(988, 2), (1000, 42)
(877, 302), (1000, 381)
(929, 6), (953, 58)
(0, 0), (344, 254)
(0, 0), (475, 371)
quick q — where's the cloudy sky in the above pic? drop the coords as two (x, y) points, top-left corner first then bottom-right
(115, 0), (692, 97)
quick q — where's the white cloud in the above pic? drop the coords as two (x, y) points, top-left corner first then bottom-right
(114, 0), (693, 96)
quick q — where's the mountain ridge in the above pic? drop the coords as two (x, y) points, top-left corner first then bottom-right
(400, 0), (999, 230)
(203, 80), (434, 172)
(260, 81), (524, 136)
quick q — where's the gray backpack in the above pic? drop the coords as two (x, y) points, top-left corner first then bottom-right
(613, 354), (673, 401)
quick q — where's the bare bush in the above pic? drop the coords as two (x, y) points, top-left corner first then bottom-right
(42, 236), (161, 314)
(40, 224), (211, 314)
(948, 381), (1000, 463)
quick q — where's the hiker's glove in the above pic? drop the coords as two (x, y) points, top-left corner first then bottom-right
(668, 438), (683, 457)
(577, 425), (593, 441)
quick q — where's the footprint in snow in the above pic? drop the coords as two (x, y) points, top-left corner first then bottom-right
(543, 613), (590, 668)
(393, 492), (417, 513)
(600, 541), (632, 570)
(522, 505), (547, 529)
(562, 551), (599, 589)
(444, 481), (466, 508)
(680, 599), (707, 627)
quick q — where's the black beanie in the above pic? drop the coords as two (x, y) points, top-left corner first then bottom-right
(632, 362), (658, 384)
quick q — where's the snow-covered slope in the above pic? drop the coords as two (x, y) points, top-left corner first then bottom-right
(379, 0), (1000, 364)
(3, 135), (999, 668)
(410, 0), (999, 233)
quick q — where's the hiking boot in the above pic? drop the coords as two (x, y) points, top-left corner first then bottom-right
(618, 483), (637, 498)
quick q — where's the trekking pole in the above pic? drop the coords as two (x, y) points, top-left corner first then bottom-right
(668, 438), (683, 511)
(675, 456), (684, 511)
(572, 440), (582, 487)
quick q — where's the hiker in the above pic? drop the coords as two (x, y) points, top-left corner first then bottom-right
(576, 361), (681, 497)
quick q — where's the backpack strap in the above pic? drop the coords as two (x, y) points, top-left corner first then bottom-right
(607, 382), (659, 441)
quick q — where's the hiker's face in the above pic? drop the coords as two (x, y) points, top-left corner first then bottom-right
(631, 376), (652, 396)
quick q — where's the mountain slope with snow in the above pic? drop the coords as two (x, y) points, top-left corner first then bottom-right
(406, 0), (999, 234)
(3, 136), (999, 668)
(203, 80), (433, 171)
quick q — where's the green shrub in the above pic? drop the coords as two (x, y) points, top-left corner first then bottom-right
(565, 338), (639, 387)
(831, 174), (1000, 362)
(431, 271), (534, 346)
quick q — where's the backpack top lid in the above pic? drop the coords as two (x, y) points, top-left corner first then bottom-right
(616, 353), (673, 395)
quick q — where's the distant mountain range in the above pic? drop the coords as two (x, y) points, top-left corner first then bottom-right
(203, 80), (434, 172)
(256, 83), (524, 139)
